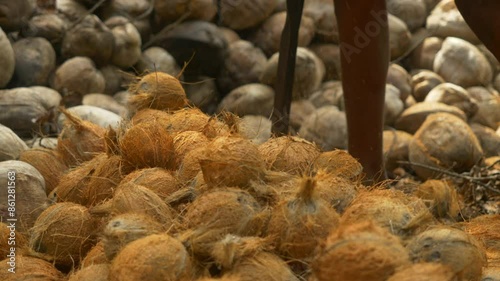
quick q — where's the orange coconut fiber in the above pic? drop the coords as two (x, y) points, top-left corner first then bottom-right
(120, 167), (181, 199)
(118, 119), (175, 170)
(258, 136), (320, 175)
(199, 136), (266, 188)
(267, 176), (340, 261)
(0, 255), (65, 281)
(80, 241), (108, 268)
(68, 264), (109, 281)
(172, 130), (209, 168)
(19, 148), (68, 195)
(128, 71), (188, 113)
(313, 149), (363, 180)
(57, 107), (106, 167)
(387, 263), (459, 281)
(413, 179), (462, 220)
(312, 221), (410, 281)
(314, 169), (360, 214)
(461, 214), (500, 251)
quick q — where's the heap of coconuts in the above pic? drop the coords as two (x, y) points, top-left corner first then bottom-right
(0, 0), (499, 280)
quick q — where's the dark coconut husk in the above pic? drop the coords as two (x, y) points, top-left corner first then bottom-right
(68, 263), (109, 281)
(80, 241), (108, 268)
(0, 255), (65, 280)
(19, 148), (68, 195)
(341, 189), (436, 239)
(91, 182), (175, 226)
(314, 170), (360, 214)
(387, 263), (459, 281)
(312, 221), (410, 281)
(313, 149), (363, 181)
(267, 177), (340, 261)
(128, 71), (188, 113)
(180, 188), (266, 259)
(50, 153), (106, 206)
(102, 212), (164, 260)
(0, 222), (28, 257)
(173, 131), (209, 168)
(110, 234), (194, 281)
(119, 120), (175, 170)
(121, 167), (181, 199)
(460, 214), (500, 251)
(406, 226), (487, 281)
(258, 136), (320, 176)
(211, 235), (299, 281)
(199, 136), (266, 188)
(413, 179), (462, 220)
(57, 107), (106, 167)
(30, 202), (97, 268)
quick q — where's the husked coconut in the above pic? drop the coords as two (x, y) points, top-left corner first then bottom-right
(385, 84), (404, 125)
(0, 27), (14, 88)
(388, 14), (412, 60)
(100, 65), (126, 95)
(21, 13), (69, 48)
(237, 115), (272, 145)
(299, 105), (348, 150)
(135, 47), (181, 76)
(426, 0), (479, 43)
(11, 37), (56, 87)
(0, 0), (33, 32)
(0, 124), (28, 161)
(303, 0), (338, 43)
(83, 94), (128, 116)
(387, 0), (427, 31)
(308, 81), (344, 109)
(387, 64), (412, 102)
(183, 76), (219, 113)
(57, 0), (88, 21)
(105, 16), (142, 69)
(154, 0), (216, 23)
(290, 99), (316, 131)
(395, 102), (466, 134)
(218, 83), (274, 118)
(58, 105), (122, 130)
(411, 37), (444, 71)
(218, 0), (278, 30)
(424, 83), (478, 118)
(470, 123), (500, 157)
(468, 86), (500, 129)
(411, 70), (445, 102)
(309, 44), (342, 81)
(383, 130), (413, 172)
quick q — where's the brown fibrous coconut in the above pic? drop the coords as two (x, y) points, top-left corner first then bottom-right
(110, 234), (193, 281)
(119, 119), (175, 170)
(406, 226), (487, 281)
(313, 170), (360, 214)
(267, 177), (340, 260)
(200, 136), (266, 188)
(312, 221), (410, 281)
(211, 235), (299, 281)
(387, 263), (458, 281)
(30, 202), (96, 268)
(413, 179), (462, 220)
(68, 264), (110, 281)
(121, 167), (181, 199)
(0, 221), (28, 257)
(176, 146), (206, 184)
(258, 136), (320, 176)
(172, 130), (209, 167)
(341, 189), (435, 239)
(19, 148), (68, 195)
(81, 241), (108, 268)
(461, 214), (500, 251)
(102, 212), (164, 260)
(313, 149), (363, 180)
(128, 71), (188, 113)
(57, 107), (106, 167)
(0, 255), (65, 280)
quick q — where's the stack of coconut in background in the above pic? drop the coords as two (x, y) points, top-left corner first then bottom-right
(0, 0), (499, 280)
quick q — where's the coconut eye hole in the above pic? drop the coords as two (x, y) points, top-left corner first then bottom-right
(429, 250), (441, 261)
(112, 220), (122, 228)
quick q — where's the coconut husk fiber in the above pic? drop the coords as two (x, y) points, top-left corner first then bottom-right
(313, 149), (363, 181)
(173, 130), (209, 168)
(460, 214), (500, 251)
(0, 255), (65, 281)
(313, 170), (360, 214)
(80, 241), (108, 268)
(110, 234), (194, 281)
(258, 136), (320, 176)
(267, 176), (340, 260)
(177, 146), (206, 183)
(199, 136), (266, 188)
(211, 235), (299, 281)
(30, 202), (97, 268)
(68, 264), (110, 281)
(387, 263), (459, 281)
(413, 179), (462, 220)
(19, 148), (68, 195)
(341, 189), (436, 239)
(0, 221), (28, 257)
(128, 71), (188, 113)
(312, 221), (410, 281)
(406, 226), (487, 281)
(120, 167), (181, 199)
(57, 107), (106, 167)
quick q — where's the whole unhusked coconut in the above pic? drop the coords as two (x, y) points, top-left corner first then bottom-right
(217, 83), (274, 118)
(0, 221), (28, 257)
(81, 241), (107, 267)
(389, 14), (412, 60)
(308, 81), (344, 109)
(383, 130), (413, 172)
(0, 124), (28, 161)
(406, 226), (487, 281)
(413, 179), (461, 220)
(387, 0), (426, 31)
(105, 16), (142, 69)
(218, 0), (277, 30)
(119, 119), (175, 169)
(52, 57), (106, 102)
(411, 37), (444, 71)
(426, 0), (479, 43)
(260, 47), (325, 100)
(177, 146), (205, 183)
(309, 44), (341, 81)
(298, 105), (347, 150)
(251, 12), (315, 56)
(461, 214), (500, 251)
(154, 0), (216, 23)
(199, 136), (265, 188)
(20, 148), (68, 195)
(267, 177), (340, 260)
(290, 99), (316, 132)
(395, 102), (466, 134)
(180, 188), (264, 258)
(110, 234), (193, 281)
(68, 264), (109, 281)
(30, 202), (96, 268)
(470, 123), (500, 157)
(11, 37), (56, 87)
(468, 87), (500, 129)
(135, 47), (181, 76)
(258, 136), (320, 175)
(128, 71), (187, 112)
(411, 70), (445, 102)
(0, 255), (64, 280)
(212, 235), (299, 281)
(341, 189), (435, 239)
(172, 131), (209, 167)
(312, 221), (410, 281)
(385, 84), (405, 125)
(102, 212), (164, 260)
(409, 113), (483, 179)
(434, 37), (493, 88)
(387, 263), (458, 281)
(0, 161), (48, 234)
(61, 15), (115, 66)
(313, 149), (363, 181)
(57, 108), (106, 167)
(0, 27), (14, 88)
(121, 167), (181, 199)
(217, 40), (268, 94)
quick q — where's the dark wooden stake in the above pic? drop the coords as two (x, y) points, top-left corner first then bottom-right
(272, 0), (304, 136)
